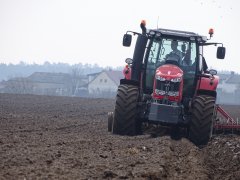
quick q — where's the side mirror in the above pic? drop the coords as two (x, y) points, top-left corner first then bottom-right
(125, 58), (133, 65)
(123, 34), (132, 47)
(209, 69), (217, 76)
(217, 46), (226, 59)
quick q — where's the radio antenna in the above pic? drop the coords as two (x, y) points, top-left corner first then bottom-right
(157, 16), (159, 29)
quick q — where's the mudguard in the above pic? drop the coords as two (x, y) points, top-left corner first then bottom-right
(198, 75), (219, 91)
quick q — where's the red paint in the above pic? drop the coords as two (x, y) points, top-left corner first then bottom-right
(198, 75), (219, 91)
(123, 65), (131, 79)
(152, 64), (184, 102)
(155, 64), (183, 80)
(214, 105), (240, 130)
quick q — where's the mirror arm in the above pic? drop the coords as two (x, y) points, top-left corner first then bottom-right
(126, 31), (142, 36)
(199, 42), (223, 46)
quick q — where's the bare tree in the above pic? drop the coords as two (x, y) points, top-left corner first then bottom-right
(4, 78), (33, 94)
(71, 67), (84, 96)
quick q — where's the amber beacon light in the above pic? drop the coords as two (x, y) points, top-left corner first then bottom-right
(209, 28), (214, 37)
(141, 20), (146, 26)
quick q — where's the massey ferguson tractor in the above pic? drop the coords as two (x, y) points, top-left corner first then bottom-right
(108, 20), (239, 146)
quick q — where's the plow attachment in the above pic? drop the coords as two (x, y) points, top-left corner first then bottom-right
(214, 105), (240, 133)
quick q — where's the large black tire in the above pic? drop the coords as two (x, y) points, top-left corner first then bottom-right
(189, 95), (216, 146)
(112, 84), (141, 135)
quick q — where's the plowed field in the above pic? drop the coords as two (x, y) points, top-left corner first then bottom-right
(0, 94), (239, 180)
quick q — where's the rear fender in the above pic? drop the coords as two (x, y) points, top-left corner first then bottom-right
(197, 75), (219, 91)
(122, 65), (144, 88)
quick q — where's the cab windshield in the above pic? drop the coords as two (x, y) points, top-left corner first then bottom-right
(145, 38), (197, 96)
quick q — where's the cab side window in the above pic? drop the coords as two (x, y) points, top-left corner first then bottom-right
(146, 40), (161, 90)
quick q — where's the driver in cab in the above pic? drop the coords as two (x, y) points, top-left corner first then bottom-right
(165, 40), (184, 65)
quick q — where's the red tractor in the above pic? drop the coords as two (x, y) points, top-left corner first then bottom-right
(108, 21), (229, 146)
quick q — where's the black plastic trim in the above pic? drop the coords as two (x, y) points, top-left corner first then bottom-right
(120, 79), (140, 87)
(197, 89), (217, 98)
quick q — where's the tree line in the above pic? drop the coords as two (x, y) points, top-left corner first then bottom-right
(0, 61), (122, 81)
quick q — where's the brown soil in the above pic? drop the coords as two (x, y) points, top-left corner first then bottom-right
(0, 94), (239, 180)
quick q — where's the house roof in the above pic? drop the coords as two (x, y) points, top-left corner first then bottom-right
(27, 72), (72, 84)
(218, 73), (231, 81)
(217, 72), (240, 84)
(225, 74), (240, 84)
(87, 70), (124, 86)
(105, 70), (124, 85)
(87, 72), (101, 77)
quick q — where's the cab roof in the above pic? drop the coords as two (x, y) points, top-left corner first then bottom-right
(148, 28), (207, 42)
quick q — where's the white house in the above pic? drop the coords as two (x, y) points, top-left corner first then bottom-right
(217, 72), (239, 93)
(217, 72), (240, 104)
(88, 70), (124, 98)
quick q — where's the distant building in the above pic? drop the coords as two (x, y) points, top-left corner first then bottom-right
(28, 72), (73, 96)
(87, 72), (101, 83)
(2, 72), (88, 96)
(2, 77), (33, 94)
(217, 71), (240, 105)
(217, 71), (240, 93)
(88, 70), (124, 98)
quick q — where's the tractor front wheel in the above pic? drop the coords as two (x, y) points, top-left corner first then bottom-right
(112, 84), (141, 135)
(189, 95), (216, 146)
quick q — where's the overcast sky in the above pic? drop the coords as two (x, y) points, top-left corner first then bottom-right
(0, 0), (239, 72)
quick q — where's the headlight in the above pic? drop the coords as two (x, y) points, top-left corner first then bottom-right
(168, 91), (179, 96)
(155, 89), (165, 95)
(156, 75), (166, 81)
(170, 77), (182, 82)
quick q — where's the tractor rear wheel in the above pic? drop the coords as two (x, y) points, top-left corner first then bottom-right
(189, 95), (216, 146)
(112, 84), (141, 135)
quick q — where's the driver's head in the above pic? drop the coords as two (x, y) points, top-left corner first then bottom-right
(171, 40), (178, 51)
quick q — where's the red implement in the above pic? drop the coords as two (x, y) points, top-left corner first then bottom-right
(214, 105), (240, 130)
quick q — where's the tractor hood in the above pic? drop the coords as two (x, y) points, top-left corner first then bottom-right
(153, 64), (184, 103)
(155, 64), (183, 80)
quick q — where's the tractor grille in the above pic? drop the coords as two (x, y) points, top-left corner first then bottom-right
(155, 80), (180, 96)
